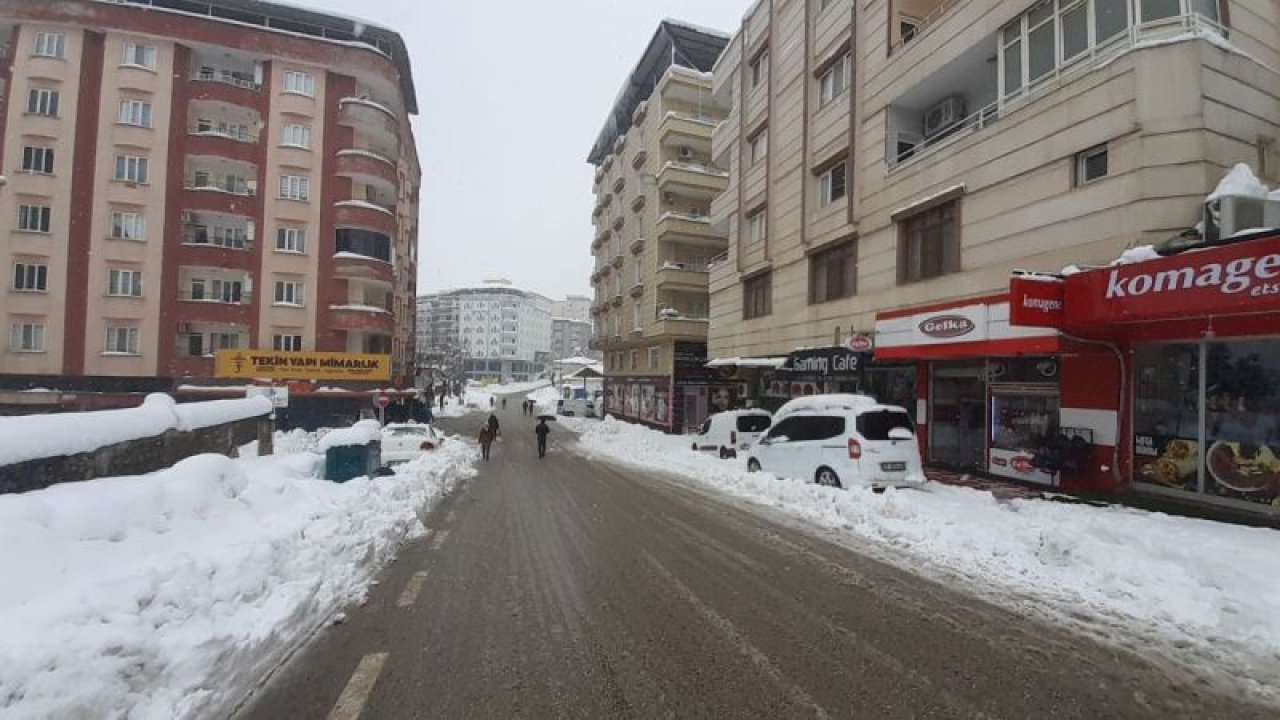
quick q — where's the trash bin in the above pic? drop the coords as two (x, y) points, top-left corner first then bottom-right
(324, 441), (382, 482)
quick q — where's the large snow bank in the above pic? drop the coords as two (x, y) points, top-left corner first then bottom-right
(0, 394), (270, 467)
(0, 439), (476, 720)
(571, 417), (1280, 704)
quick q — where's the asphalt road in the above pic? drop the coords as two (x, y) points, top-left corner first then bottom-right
(236, 393), (1269, 720)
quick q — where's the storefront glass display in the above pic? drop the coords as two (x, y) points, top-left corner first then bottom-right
(930, 362), (986, 468)
(989, 389), (1059, 484)
(1133, 344), (1201, 493)
(863, 365), (916, 411)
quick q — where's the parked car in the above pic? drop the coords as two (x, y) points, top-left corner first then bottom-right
(557, 384), (601, 418)
(745, 394), (925, 490)
(380, 423), (445, 464)
(692, 409), (773, 458)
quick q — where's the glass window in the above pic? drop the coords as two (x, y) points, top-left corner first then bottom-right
(279, 175), (309, 201)
(1002, 35), (1022, 98)
(13, 263), (48, 291)
(1140, 0), (1182, 22)
(1028, 15), (1056, 83)
(747, 208), (767, 243)
(750, 50), (768, 88)
(1133, 344), (1201, 492)
(1189, 0), (1219, 21)
(33, 32), (66, 58)
(1204, 340), (1280, 505)
(121, 43), (157, 70)
(857, 410), (915, 441)
(107, 269), (142, 297)
(11, 323), (46, 352)
(114, 155), (149, 183)
(117, 99), (153, 128)
(104, 327), (140, 354)
(1076, 145), (1109, 185)
(749, 128), (768, 164)
(737, 414), (772, 433)
(17, 205), (52, 233)
(26, 88), (59, 116)
(809, 241), (856, 304)
(1094, 0), (1130, 41)
(21, 146), (54, 174)
(898, 199), (960, 284)
(819, 162), (847, 206)
(282, 71), (315, 96)
(281, 123), (311, 148)
(110, 211), (146, 241)
(1060, 2), (1089, 61)
(743, 272), (771, 319)
(276, 227), (307, 253)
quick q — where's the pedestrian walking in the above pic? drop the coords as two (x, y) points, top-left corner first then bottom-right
(502, 397), (507, 410)
(487, 412), (500, 438)
(535, 417), (550, 459)
(478, 425), (494, 460)
(489, 396), (495, 408)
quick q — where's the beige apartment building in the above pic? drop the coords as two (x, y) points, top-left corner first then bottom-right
(708, 1), (1278, 474)
(0, 0), (420, 401)
(587, 21), (731, 432)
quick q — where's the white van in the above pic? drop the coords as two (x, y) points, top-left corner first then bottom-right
(745, 394), (926, 490)
(691, 409), (773, 459)
(557, 384), (600, 417)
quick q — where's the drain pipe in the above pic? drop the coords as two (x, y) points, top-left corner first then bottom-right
(1059, 332), (1126, 489)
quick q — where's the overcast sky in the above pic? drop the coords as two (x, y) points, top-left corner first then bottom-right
(299, 0), (747, 300)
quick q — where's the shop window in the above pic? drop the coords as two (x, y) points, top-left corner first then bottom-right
(743, 272), (772, 320)
(897, 199), (960, 284)
(809, 241), (856, 304)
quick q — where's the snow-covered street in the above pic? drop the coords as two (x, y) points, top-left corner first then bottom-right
(0, 431), (476, 720)
(566, 416), (1280, 704)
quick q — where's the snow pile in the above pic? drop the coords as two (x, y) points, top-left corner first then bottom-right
(0, 394), (270, 466)
(572, 417), (1280, 703)
(1207, 162), (1269, 201)
(317, 419), (382, 451)
(463, 379), (551, 410)
(0, 440), (476, 720)
(1110, 244), (1162, 265)
(526, 385), (560, 414)
(432, 396), (471, 419)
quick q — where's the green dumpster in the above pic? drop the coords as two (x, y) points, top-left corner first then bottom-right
(320, 421), (384, 482)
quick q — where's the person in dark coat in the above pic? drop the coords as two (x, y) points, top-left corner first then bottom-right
(487, 413), (500, 437)
(535, 418), (550, 459)
(478, 425), (494, 460)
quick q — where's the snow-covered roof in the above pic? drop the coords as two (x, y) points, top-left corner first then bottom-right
(706, 357), (788, 369)
(318, 420), (383, 451)
(1207, 163), (1269, 202)
(775, 394), (888, 418)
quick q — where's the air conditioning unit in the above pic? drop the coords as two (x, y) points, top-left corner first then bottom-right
(923, 95), (966, 139)
(1204, 195), (1270, 242)
(678, 145), (693, 159)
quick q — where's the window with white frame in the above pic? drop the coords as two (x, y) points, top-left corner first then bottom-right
(747, 207), (767, 244)
(819, 160), (847, 206)
(1075, 144), (1109, 185)
(749, 127), (768, 165)
(21, 146), (54, 174)
(633, 302), (642, 330)
(273, 334), (303, 352)
(274, 280), (304, 306)
(13, 263), (48, 292)
(17, 205), (51, 233)
(110, 211), (146, 241)
(648, 346), (659, 369)
(32, 32), (66, 58)
(104, 326), (140, 354)
(276, 227), (307, 253)
(749, 49), (769, 88)
(281, 71), (315, 96)
(281, 123), (311, 149)
(26, 88), (59, 117)
(114, 154), (149, 184)
(279, 175), (309, 201)
(818, 52), (851, 107)
(117, 99), (153, 128)
(107, 268), (143, 297)
(10, 322), (45, 352)
(120, 42), (157, 70)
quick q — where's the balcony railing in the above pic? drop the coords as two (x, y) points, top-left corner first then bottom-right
(888, 0), (963, 55)
(187, 176), (255, 196)
(183, 227), (251, 249)
(194, 68), (260, 90)
(179, 289), (252, 304)
(190, 126), (257, 143)
(660, 160), (728, 178)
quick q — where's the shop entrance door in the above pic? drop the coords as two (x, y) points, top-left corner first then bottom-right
(930, 363), (986, 469)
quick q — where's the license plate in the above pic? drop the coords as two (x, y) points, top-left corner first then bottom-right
(880, 462), (906, 472)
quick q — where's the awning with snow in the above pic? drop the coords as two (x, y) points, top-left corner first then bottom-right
(705, 357), (788, 369)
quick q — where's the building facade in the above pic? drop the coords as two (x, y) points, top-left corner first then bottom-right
(551, 318), (593, 361)
(0, 0), (421, 393)
(588, 20), (731, 433)
(552, 294), (592, 324)
(706, 0), (1278, 498)
(416, 283), (553, 383)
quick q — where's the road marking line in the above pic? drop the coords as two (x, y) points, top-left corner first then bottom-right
(396, 571), (429, 607)
(429, 529), (450, 550)
(326, 652), (389, 720)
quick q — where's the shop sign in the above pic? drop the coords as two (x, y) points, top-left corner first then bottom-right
(784, 347), (866, 376)
(215, 350), (392, 381)
(909, 304), (989, 345)
(1008, 276), (1065, 328)
(1065, 233), (1280, 325)
(989, 448), (1057, 484)
(846, 333), (875, 352)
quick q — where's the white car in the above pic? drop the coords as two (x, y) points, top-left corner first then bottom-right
(745, 394), (926, 490)
(691, 409), (773, 459)
(380, 423), (445, 464)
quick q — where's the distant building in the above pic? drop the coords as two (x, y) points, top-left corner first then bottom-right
(552, 295), (592, 324)
(416, 281), (552, 382)
(551, 318), (595, 361)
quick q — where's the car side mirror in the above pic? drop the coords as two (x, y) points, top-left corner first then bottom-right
(888, 427), (914, 441)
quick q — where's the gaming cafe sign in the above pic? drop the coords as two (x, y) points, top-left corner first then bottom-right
(783, 347), (867, 378)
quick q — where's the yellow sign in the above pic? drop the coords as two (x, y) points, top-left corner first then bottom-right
(215, 350), (392, 381)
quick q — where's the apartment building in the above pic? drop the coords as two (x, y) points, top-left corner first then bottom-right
(708, 1), (1277, 489)
(0, 0), (421, 395)
(587, 20), (730, 433)
(416, 282), (553, 383)
(552, 294), (592, 324)
(551, 317), (594, 361)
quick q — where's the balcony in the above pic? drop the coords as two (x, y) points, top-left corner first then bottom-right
(653, 312), (710, 340)
(334, 200), (397, 236)
(184, 172), (258, 215)
(334, 252), (394, 285)
(186, 126), (259, 164)
(657, 160), (728, 199)
(611, 294), (623, 308)
(655, 262), (709, 292)
(175, 288), (254, 324)
(611, 254), (624, 269)
(655, 211), (723, 245)
(335, 149), (398, 192)
(658, 111), (718, 148)
(190, 67), (263, 109)
(629, 237), (645, 255)
(330, 303), (395, 334)
(337, 97), (400, 144)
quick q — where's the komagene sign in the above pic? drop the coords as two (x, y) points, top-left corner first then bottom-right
(1009, 275), (1065, 328)
(1064, 233), (1280, 325)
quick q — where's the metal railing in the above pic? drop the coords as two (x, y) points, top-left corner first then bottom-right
(194, 68), (260, 90)
(187, 176), (255, 196)
(190, 125), (257, 143)
(178, 289), (252, 304)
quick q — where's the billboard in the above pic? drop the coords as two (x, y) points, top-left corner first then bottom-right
(215, 350), (392, 381)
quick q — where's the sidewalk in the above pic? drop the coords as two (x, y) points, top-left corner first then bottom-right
(924, 467), (1045, 501)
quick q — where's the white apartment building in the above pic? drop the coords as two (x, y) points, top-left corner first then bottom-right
(417, 282), (553, 382)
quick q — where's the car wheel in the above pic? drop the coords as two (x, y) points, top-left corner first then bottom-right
(692, 442), (699, 451)
(815, 467), (843, 488)
(718, 447), (730, 459)
(747, 458), (762, 473)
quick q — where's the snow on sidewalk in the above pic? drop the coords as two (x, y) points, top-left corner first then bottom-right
(0, 437), (476, 720)
(569, 417), (1280, 704)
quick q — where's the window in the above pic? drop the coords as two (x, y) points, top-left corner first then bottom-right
(282, 71), (315, 96)
(274, 280), (304, 306)
(1060, 1), (1089, 61)
(809, 241), (856, 303)
(1027, 2), (1055, 84)
(743, 272), (772, 319)
(1076, 144), (1109, 185)
(630, 350), (638, 370)
(648, 346), (659, 369)
(273, 334), (304, 352)
(105, 326), (140, 354)
(750, 50), (769, 88)
(211, 332), (240, 351)
(26, 88), (59, 117)
(898, 199), (960, 284)
(21, 146), (54, 174)
(900, 19), (920, 45)
(279, 175), (309, 201)
(107, 269), (143, 297)
(633, 302), (642, 330)
(1095, 0), (1130, 41)
(10, 323), (45, 352)
(749, 128), (768, 165)
(818, 53), (851, 106)
(13, 263), (48, 292)
(281, 123), (311, 149)
(32, 32), (66, 58)
(189, 278), (242, 303)
(114, 154), (149, 184)
(110, 211), (146, 241)
(117, 99), (153, 128)
(17, 205), (52, 233)
(120, 42), (157, 70)
(819, 161), (847, 206)
(1141, 0), (1182, 22)
(276, 227), (307, 253)
(336, 229), (390, 260)
(746, 208), (767, 244)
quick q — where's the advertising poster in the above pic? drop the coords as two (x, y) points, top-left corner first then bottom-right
(1134, 434), (1201, 492)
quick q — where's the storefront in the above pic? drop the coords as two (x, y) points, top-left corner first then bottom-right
(875, 296), (1065, 484)
(603, 341), (713, 433)
(1009, 231), (1280, 512)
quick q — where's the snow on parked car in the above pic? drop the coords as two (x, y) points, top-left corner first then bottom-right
(691, 409), (772, 458)
(380, 423), (446, 464)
